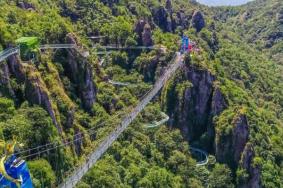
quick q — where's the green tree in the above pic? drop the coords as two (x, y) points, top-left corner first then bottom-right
(138, 166), (182, 188)
(0, 97), (15, 121)
(208, 164), (234, 188)
(82, 155), (124, 188)
(28, 159), (56, 188)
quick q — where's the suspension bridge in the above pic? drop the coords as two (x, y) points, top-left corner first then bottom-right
(0, 47), (19, 62)
(0, 38), (208, 187)
(0, 44), (76, 63)
(0, 44), (165, 63)
(58, 53), (184, 187)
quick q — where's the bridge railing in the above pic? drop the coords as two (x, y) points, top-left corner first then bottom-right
(0, 47), (19, 62)
(0, 44), (77, 62)
(39, 44), (77, 49)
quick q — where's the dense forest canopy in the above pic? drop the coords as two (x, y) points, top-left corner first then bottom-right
(0, 0), (282, 187)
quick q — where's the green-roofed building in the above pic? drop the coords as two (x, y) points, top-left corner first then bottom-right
(16, 37), (40, 61)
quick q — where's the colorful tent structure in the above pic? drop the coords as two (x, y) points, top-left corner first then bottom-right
(0, 155), (33, 188)
(0, 140), (33, 188)
(181, 36), (191, 54)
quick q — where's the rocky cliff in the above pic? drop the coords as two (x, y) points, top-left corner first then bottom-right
(65, 33), (97, 113)
(134, 20), (153, 46)
(162, 60), (260, 187)
(191, 10), (205, 32)
(0, 62), (15, 99)
(24, 64), (63, 136)
(215, 107), (262, 187)
(239, 143), (261, 188)
(162, 60), (227, 151)
(215, 110), (249, 169)
(1, 54), (64, 136)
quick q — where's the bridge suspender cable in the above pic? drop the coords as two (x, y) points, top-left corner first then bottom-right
(59, 53), (184, 188)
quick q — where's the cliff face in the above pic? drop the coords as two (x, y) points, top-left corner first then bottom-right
(3, 54), (63, 136)
(215, 109), (262, 187)
(134, 20), (154, 47)
(0, 62), (15, 98)
(149, 2), (195, 32)
(24, 65), (63, 136)
(239, 143), (261, 188)
(191, 10), (205, 32)
(215, 113), (249, 169)
(65, 33), (97, 113)
(162, 62), (227, 151)
(162, 62), (260, 186)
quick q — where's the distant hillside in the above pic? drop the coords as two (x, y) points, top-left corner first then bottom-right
(216, 0), (283, 64)
(196, 0), (254, 6)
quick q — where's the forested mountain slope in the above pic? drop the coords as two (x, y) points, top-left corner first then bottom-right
(212, 0), (283, 64)
(0, 0), (282, 187)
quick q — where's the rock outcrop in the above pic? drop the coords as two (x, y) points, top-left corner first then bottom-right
(239, 143), (261, 188)
(0, 62), (15, 98)
(66, 33), (97, 112)
(135, 20), (153, 46)
(165, 0), (173, 12)
(5, 54), (63, 136)
(240, 11), (252, 22)
(73, 129), (83, 155)
(277, 9), (283, 24)
(152, 6), (169, 32)
(162, 61), (261, 186)
(162, 62), (227, 150)
(134, 19), (147, 45)
(215, 113), (249, 169)
(24, 65), (63, 136)
(191, 10), (205, 32)
(142, 23), (153, 47)
(17, 1), (35, 10)
(7, 55), (25, 81)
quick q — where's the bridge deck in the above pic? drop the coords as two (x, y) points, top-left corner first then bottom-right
(0, 47), (19, 62)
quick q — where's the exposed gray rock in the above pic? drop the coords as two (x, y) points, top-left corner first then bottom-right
(142, 23), (153, 46)
(240, 11), (252, 22)
(165, 0), (173, 11)
(215, 112), (249, 171)
(24, 65), (63, 136)
(239, 143), (261, 188)
(233, 115), (249, 163)
(66, 33), (97, 112)
(176, 11), (190, 29)
(66, 107), (75, 128)
(211, 87), (227, 116)
(17, 1), (35, 10)
(0, 62), (16, 98)
(207, 87), (227, 146)
(73, 130), (83, 155)
(164, 64), (217, 141)
(6, 54), (63, 136)
(152, 6), (168, 31)
(191, 10), (205, 32)
(277, 9), (283, 24)
(135, 19), (152, 46)
(7, 55), (25, 81)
